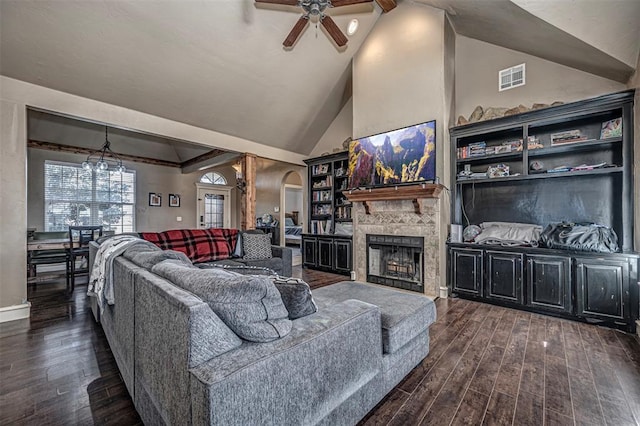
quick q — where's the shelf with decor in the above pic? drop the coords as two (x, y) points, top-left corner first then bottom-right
(303, 152), (352, 275)
(449, 89), (637, 332)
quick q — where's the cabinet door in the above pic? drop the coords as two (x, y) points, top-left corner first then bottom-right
(334, 239), (352, 274)
(450, 248), (483, 297)
(575, 258), (629, 321)
(318, 238), (334, 269)
(486, 251), (523, 304)
(526, 255), (571, 313)
(302, 237), (317, 267)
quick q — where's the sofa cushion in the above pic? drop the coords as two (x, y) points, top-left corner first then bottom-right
(122, 244), (194, 270)
(270, 276), (317, 320)
(237, 257), (283, 273)
(242, 232), (272, 260)
(313, 281), (437, 354)
(151, 261), (291, 343)
(139, 228), (238, 263)
(197, 263), (275, 276)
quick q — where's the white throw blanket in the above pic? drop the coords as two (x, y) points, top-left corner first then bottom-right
(88, 235), (147, 311)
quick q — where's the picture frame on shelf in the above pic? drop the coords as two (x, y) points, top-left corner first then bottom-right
(600, 117), (622, 139)
(169, 193), (180, 207)
(550, 129), (587, 146)
(149, 192), (161, 207)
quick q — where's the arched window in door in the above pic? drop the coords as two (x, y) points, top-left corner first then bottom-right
(200, 172), (227, 185)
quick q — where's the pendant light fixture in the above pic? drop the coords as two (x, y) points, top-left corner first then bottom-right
(81, 127), (126, 173)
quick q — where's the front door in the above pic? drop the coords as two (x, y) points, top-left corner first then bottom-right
(196, 184), (231, 229)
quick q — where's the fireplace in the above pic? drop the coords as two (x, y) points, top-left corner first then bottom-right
(366, 234), (424, 293)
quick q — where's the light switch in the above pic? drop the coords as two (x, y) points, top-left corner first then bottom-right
(274, 206), (280, 212)
(176, 216), (182, 222)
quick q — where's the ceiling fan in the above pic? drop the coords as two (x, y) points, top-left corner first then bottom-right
(256, 0), (396, 48)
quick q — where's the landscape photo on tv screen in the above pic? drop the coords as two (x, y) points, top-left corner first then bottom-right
(348, 120), (436, 189)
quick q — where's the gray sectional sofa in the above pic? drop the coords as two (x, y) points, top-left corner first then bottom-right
(89, 241), (436, 425)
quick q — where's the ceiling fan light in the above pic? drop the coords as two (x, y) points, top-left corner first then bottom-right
(347, 18), (359, 36)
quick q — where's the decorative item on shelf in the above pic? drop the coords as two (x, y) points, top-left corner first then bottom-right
(457, 101), (564, 125)
(81, 126), (126, 173)
(231, 160), (247, 194)
(550, 129), (587, 146)
(529, 160), (546, 174)
(600, 117), (622, 139)
(149, 192), (162, 207)
(527, 136), (543, 150)
(169, 194), (180, 207)
(487, 164), (509, 178)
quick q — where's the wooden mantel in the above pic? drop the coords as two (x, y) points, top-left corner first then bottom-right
(344, 184), (445, 215)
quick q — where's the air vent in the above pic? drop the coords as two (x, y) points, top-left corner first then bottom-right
(499, 63), (525, 91)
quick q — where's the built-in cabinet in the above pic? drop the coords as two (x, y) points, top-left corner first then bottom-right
(302, 234), (352, 275)
(450, 245), (638, 330)
(302, 152), (353, 275)
(448, 90), (638, 331)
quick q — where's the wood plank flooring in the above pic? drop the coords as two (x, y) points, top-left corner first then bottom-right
(2, 268), (640, 425)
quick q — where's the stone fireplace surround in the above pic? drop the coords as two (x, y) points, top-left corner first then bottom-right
(346, 185), (443, 299)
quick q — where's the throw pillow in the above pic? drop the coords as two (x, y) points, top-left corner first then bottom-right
(151, 261), (291, 342)
(270, 276), (317, 320)
(232, 232), (243, 258)
(242, 232), (273, 261)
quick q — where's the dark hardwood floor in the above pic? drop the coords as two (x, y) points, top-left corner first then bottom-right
(2, 268), (640, 425)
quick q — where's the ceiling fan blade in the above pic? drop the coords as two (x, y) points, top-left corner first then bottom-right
(330, 0), (373, 6)
(374, 0), (396, 12)
(255, 0), (299, 5)
(321, 15), (348, 47)
(283, 16), (309, 47)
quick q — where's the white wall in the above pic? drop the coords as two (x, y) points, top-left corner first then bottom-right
(455, 36), (626, 121)
(284, 187), (303, 217)
(310, 97), (353, 157)
(628, 53), (640, 250)
(0, 99), (28, 316)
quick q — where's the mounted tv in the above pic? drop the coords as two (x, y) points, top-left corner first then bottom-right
(348, 120), (436, 189)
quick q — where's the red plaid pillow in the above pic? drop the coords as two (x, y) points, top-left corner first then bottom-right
(139, 229), (239, 263)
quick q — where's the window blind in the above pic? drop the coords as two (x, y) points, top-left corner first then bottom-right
(44, 161), (136, 233)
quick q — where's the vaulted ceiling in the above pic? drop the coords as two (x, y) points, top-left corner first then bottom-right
(2, 0), (639, 158)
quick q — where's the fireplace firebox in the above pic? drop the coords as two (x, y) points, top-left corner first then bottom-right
(366, 234), (424, 293)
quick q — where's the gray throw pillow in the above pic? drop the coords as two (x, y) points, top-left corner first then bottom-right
(270, 276), (317, 320)
(242, 232), (273, 261)
(151, 261), (291, 342)
(233, 232), (244, 258)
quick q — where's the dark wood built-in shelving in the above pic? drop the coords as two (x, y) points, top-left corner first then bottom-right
(448, 89), (637, 332)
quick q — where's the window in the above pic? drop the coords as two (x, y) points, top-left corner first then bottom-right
(200, 172), (227, 185)
(44, 161), (136, 233)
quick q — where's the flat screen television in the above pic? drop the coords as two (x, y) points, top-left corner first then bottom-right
(348, 120), (436, 189)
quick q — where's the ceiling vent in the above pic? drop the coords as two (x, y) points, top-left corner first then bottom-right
(499, 63), (525, 91)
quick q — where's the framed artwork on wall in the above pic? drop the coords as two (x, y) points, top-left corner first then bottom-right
(169, 193), (180, 207)
(149, 192), (162, 207)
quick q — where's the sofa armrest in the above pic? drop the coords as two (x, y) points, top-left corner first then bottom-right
(270, 245), (292, 277)
(189, 299), (383, 425)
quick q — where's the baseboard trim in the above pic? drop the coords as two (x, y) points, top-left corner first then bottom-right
(0, 302), (31, 323)
(636, 320), (640, 339)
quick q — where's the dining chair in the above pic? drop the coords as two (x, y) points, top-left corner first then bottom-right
(68, 226), (103, 293)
